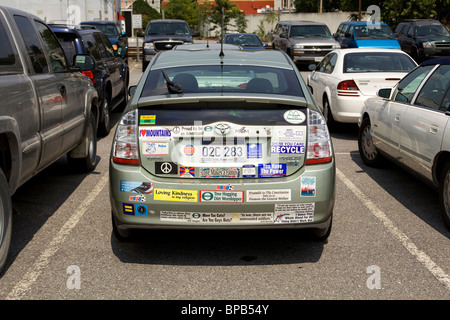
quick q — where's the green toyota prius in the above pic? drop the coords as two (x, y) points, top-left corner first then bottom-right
(109, 48), (336, 240)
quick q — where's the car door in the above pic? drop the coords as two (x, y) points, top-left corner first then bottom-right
(95, 32), (121, 99)
(371, 65), (434, 159)
(34, 20), (86, 151)
(13, 14), (64, 169)
(398, 64), (450, 181)
(309, 53), (336, 112)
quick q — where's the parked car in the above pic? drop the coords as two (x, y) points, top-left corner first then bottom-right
(395, 19), (450, 62)
(109, 49), (336, 241)
(0, 6), (98, 274)
(307, 48), (417, 129)
(50, 25), (129, 136)
(272, 21), (340, 65)
(224, 33), (267, 50)
(138, 19), (199, 72)
(80, 20), (128, 63)
(333, 21), (400, 49)
(358, 57), (450, 229)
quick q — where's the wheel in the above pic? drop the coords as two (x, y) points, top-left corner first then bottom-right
(68, 112), (97, 172)
(111, 211), (133, 241)
(0, 168), (12, 275)
(98, 92), (111, 137)
(323, 97), (337, 131)
(439, 162), (450, 230)
(358, 117), (382, 167)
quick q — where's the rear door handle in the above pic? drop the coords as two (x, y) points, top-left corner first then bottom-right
(60, 85), (66, 97)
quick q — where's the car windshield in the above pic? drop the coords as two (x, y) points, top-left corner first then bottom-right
(141, 65), (304, 97)
(146, 23), (190, 36)
(225, 35), (263, 47)
(289, 25), (331, 38)
(354, 25), (395, 39)
(90, 24), (119, 36)
(344, 52), (417, 73)
(416, 25), (450, 37)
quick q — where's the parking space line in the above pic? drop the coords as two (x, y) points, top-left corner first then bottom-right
(336, 168), (450, 291)
(5, 174), (109, 300)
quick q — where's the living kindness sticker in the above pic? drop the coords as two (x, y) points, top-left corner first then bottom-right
(154, 188), (198, 202)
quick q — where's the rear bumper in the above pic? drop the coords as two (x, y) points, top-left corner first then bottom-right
(109, 159), (335, 231)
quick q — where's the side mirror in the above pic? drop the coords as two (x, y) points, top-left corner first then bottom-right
(192, 30), (200, 37)
(74, 54), (95, 71)
(129, 85), (137, 97)
(377, 88), (392, 99)
(117, 47), (128, 58)
(120, 31), (127, 37)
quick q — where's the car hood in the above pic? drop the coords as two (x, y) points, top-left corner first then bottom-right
(355, 39), (401, 49)
(144, 35), (193, 42)
(290, 38), (339, 46)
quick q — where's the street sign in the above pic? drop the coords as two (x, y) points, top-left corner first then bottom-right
(132, 14), (142, 29)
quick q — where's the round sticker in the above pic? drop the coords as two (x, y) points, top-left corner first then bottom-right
(283, 110), (306, 124)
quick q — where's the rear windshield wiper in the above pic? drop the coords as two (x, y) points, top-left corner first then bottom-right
(162, 69), (183, 94)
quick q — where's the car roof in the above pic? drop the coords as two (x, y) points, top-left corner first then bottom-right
(279, 21), (327, 26)
(331, 48), (408, 55)
(149, 19), (188, 24)
(152, 49), (293, 70)
(174, 43), (241, 50)
(340, 21), (388, 25)
(81, 20), (117, 25)
(49, 24), (101, 36)
(420, 56), (450, 66)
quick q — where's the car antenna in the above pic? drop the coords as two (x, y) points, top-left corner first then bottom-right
(162, 69), (183, 94)
(220, 7), (224, 57)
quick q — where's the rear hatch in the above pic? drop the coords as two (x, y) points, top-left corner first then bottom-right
(138, 102), (308, 179)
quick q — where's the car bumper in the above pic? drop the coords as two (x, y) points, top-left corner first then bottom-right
(109, 160), (335, 232)
(331, 95), (368, 123)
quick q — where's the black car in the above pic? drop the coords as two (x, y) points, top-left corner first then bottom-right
(80, 20), (128, 63)
(50, 25), (129, 136)
(395, 19), (450, 62)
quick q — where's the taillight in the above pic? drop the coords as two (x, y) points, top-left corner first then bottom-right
(306, 109), (333, 165)
(337, 80), (359, 97)
(112, 109), (140, 165)
(82, 70), (95, 84)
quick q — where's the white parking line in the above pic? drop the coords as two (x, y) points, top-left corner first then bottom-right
(336, 168), (450, 291)
(6, 174), (109, 300)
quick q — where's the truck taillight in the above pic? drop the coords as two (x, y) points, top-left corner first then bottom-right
(112, 109), (140, 165)
(306, 109), (333, 165)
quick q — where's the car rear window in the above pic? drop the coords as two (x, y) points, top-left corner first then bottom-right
(141, 65), (304, 97)
(344, 52), (417, 73)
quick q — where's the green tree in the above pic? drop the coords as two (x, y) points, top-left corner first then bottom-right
(133, 0), (161, 31)
(163, 0), (199, 30)
(208, 0), (243, 37)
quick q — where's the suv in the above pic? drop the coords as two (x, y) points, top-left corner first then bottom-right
(80, 20), (128, 63)
(272, 21), (340, 65)
(333, 21), (400, 49)
(50, 25), (129, 136)
(0, 6), (98, 273)
(138, 19), (198, 71)
(395, 19), (450, 62)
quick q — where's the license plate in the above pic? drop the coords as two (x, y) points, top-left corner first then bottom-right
(201, 144), (245, 162)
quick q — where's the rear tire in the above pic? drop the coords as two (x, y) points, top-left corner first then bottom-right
(68, 112), (97, 172)
(439, 162), (450, 230)
(358, 117), (382, 167)
(98, 93), (111, 137)
(0, 168), (12, 275)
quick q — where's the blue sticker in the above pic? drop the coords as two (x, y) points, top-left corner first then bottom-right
(258, 163), (287, 177)
(247, 143), (262, 158)
(135, 204), (149, 216)
(122, 203), (135, 215)
(271, 142), (305, 154)
(242, 164), (256, 178)
(301, 177), (316, 197)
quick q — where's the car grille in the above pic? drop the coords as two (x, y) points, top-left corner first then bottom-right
(304, 45), (333, 50)
(435, 43), (450, 49)
(154, 41), (184, 51)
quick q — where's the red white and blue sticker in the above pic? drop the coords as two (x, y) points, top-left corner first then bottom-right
(258, 163), (287, 177)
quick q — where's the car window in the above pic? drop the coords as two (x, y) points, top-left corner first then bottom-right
(344, 52), (416, 73)
(354, 24), (394, 40)
(82, 35), (102, 61)
(0, 18), (19, 70)
(346, 25), (354, 38)
(324, 53), (337, 74)
(141, 65), (304, 97)
(53, 32), (79, 65)
(289, 25), (331, 38)
(35, 21), (68, 72)
(99, 33), (115, 56)
(14, 15), (48, 74)
(416, 65), (450, 110)
(93, 33), (113, 58)
(316, 53), (332, 72)
(146, 22), (190, 36)
(441, 87), (450, 111)
(416, 25), (450, 37)
(393, 65), (434, 103)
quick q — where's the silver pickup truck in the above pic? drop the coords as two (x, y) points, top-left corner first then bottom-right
(0, 6), (99, 274)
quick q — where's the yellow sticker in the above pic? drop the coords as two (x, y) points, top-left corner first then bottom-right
(154, 188), (198, 202)
(140, 115), (156, 125)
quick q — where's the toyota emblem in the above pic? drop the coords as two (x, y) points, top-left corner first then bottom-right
(214, 123), (231, 135)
